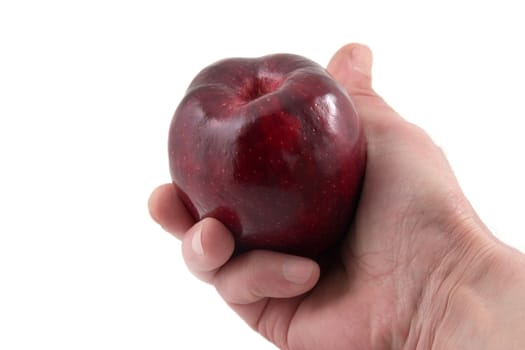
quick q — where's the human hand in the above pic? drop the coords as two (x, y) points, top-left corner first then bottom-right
(149, 44), (525, 349)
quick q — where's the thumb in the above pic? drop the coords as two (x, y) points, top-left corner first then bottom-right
(327, 43), (374, 96)
(327, 43), (405, 135)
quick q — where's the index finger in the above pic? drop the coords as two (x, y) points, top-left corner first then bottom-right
(148, 183), (195, 239)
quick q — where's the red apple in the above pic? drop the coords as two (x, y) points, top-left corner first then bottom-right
(168, 53), (366, 258)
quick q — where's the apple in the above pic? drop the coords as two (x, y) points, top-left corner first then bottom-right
(168, 53), (366, 258)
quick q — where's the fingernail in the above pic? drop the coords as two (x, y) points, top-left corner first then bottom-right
(282, 260), (315, 285)
(191, 222), (204, 256)
(349, 44), (372, 77)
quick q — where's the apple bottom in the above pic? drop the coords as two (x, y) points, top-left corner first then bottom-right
(176, 167), (364, 259)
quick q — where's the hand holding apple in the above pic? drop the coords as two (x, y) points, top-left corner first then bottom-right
(168, 53), (366, 257)
(151, 44), (522, 349)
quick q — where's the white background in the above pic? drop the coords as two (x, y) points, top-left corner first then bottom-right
(1, 1), (524, 349)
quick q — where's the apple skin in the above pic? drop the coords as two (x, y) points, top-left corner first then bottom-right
(169, 54), (366, 258)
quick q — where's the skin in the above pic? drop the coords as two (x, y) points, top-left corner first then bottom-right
(148, 44), (525, 349)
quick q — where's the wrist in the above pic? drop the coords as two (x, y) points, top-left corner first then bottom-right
(411, 228), (525, 349)
(440, 242), (525, 349)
